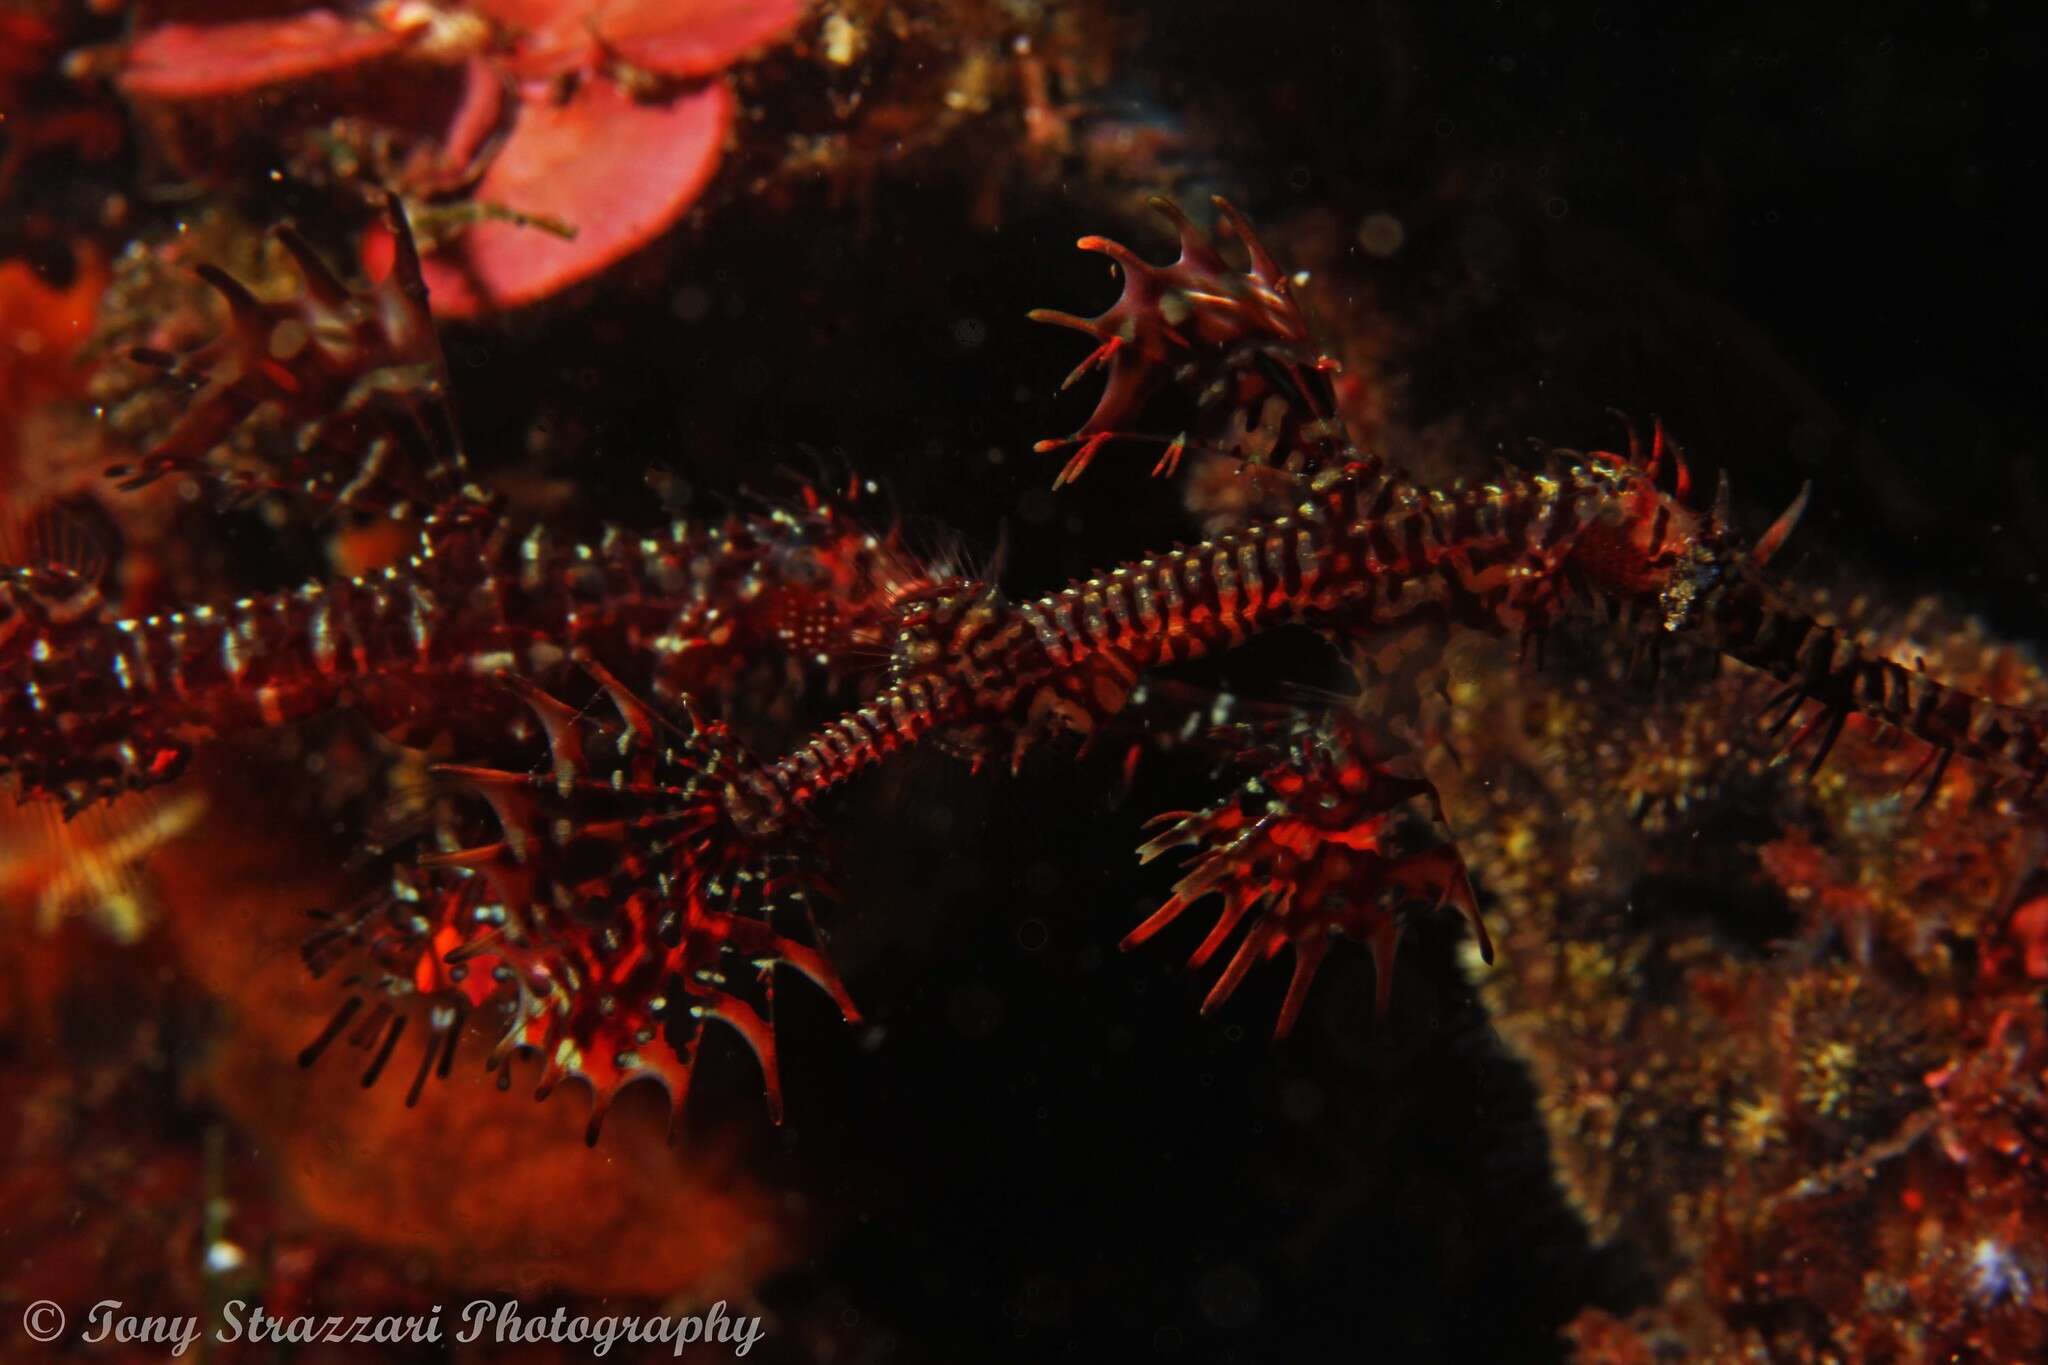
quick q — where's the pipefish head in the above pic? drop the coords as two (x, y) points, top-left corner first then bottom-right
(1561, 451), (1720, 606)
(1549, 416), (1810, 637)
(1649, 453), (1817, 634)
(1564, 436), (1813, 637)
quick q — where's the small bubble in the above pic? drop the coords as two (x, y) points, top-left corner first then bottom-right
(1280, 1077), (1326, 1124)
(948, 983), (1003, 1039)
(1017, 488), (1057, 526)
(1545, 195), (1570, 219)
(670, 284), (711, 322)
(1357, 211), (1405, 257)
(1195, 1263), (1262, 1329)
(1016, 917), (1050, 952)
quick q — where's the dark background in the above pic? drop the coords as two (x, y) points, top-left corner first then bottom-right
(497, 2), (2040, 1360)
(18, 1), (2042, 1360)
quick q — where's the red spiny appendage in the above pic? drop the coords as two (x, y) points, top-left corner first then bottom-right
(1031, 197), (1346, 489)
(0, 481), (918, 814)
(108, 199), (459, 508)
(300, 663), (856, 1140)
(1125, 713), (1490, 1036)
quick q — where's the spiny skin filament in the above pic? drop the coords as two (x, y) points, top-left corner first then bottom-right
(299, 662), (857, 1142)
(1030, 195), (1348, 491)
(1129, 710), (1489, 1036)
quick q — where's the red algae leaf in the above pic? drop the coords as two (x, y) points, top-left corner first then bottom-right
(595, 0), (807, 79)
(469, 0), (599, 79)
(369, 76), (733, 317)
(472, 0), (805, 80)
(438, 54), (507, 177)
(119, 9), (408, 100)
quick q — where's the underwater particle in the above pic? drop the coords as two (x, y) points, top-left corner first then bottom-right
(1279, 1076), (1326, 1125)
(671, 282), (713, 322)
(1356, 211), (1404, 258)
(820, 10), (862, 67)
(203, 1239), (246, 1274)
(1970, 1237), (2031, 1307)
(1727, 1093), (1783, 1158)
